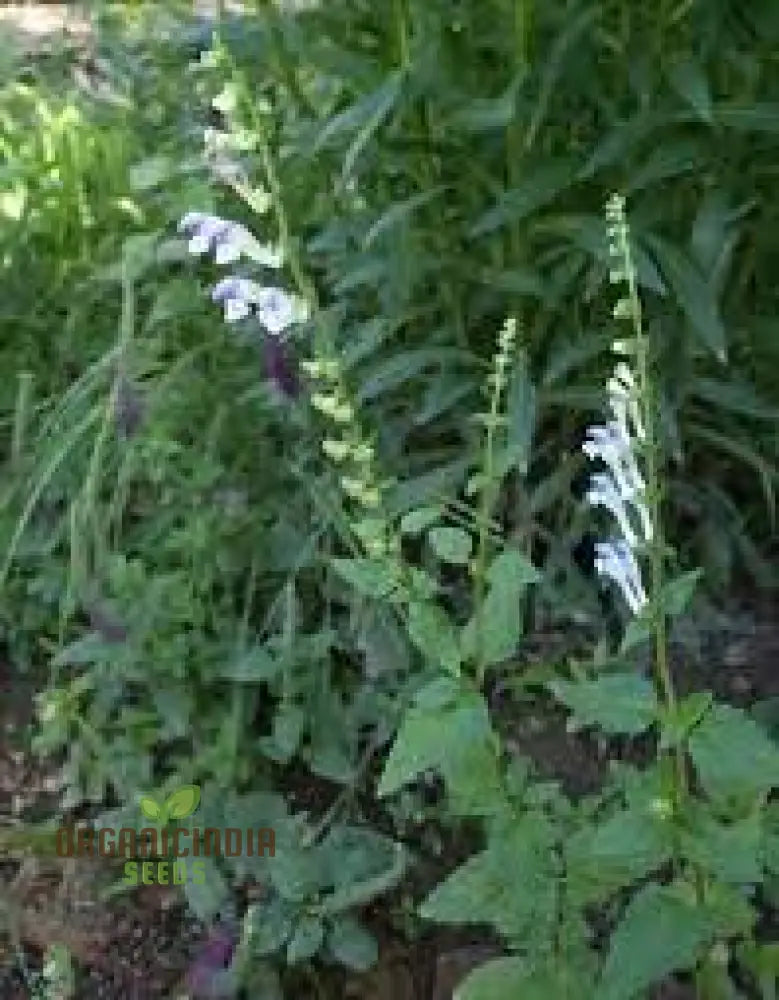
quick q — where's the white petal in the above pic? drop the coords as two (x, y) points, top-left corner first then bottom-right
(224, 296), (251, 322)
(188, 232), (211, 255)
(214, 239), (242, 265)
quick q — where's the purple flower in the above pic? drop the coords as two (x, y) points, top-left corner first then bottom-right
(263, 337), (299, 398)
(256, 286), (301, 336)
(178, 212), (282, 268)
(211, 277), (263, 323)
(186, 921), (238, 999)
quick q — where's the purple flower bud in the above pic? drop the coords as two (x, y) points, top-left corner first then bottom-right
(186, 922), (237, 999)
(263, 337), (299, 398)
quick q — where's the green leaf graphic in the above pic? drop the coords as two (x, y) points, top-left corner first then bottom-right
(139, 796), (163, 821)
(165, 784), (201, 820)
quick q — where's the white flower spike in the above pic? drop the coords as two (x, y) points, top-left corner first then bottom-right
(594, 539), (648, 615)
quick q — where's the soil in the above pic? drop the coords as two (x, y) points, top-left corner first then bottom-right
(1, 597), (776, 999)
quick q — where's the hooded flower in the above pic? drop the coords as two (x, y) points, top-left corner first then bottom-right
(593, 539), (647, 616)
(211, 276), (263, 323)
(179, 212), (282, 268)
(582, 193), (652, 617)
(209, 278), (308, 334)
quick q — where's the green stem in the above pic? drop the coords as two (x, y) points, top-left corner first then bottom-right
(473, 371), (503, 688)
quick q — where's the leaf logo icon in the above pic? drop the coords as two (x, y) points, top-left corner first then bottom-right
(140, 796), (164, 821)
(138, 784), (200, 825)
(165, 784), (201, 820)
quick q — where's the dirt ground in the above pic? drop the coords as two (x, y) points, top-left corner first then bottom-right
(1, 596), (776, 998)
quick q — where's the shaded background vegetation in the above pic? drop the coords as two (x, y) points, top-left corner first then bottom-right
(0, 1), (777, 996)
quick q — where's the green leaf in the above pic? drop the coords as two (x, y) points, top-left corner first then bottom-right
(406, 599), (461, 675)
(600, 883), (713, 1000)
(183, 856), (229, 923)
(326, 916), (377, 971)
(682, 811), (763, 885)
(469, 159), (576, 238)
(363, 188), (445, 248)
(659, 692), (713, 750)
(428, 526), (472, 565)
(689, 704), (779, 802)
(420, 813), (557, 941)
(462, 550), (539, 666)
(262, 704), (306, 763)
(620, 614), (653, 654)
(139, 796), (163, 822)
(378, 692), (492, 798)
(455, 958), (591, 1000)
(549, 673), (658, 736)
(454, 957), (530, 1000)
(286, 915), (325, 964)
(668, 60), (714, 123)
(644, 233), (727, 361)
(567, 805), (674, 906)
(400, 506), (443, 535)
(246, 897), (295, 957)
(659, 569), (703, 617)
(449, 73), (524, 132)
(331, 558), (398, 598)
(165, 784), (201, 820)
(313, 71), (402, 156)
(220, 645), (279, 682)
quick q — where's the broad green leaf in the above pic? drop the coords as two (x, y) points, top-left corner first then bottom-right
(567, 805), (673, 906)
(659, 692), (713, 750)
(326, 916), (377, 971)
(165, 784), (201, 820)
(286, 915), (325, 964)
(443, 737), (508, 818)
(400, 506), (443, 536)
(682, 811), (762, 885)
(620, 614), (652, 654)
(262, 704), (306, 762)
(455, 958), (592, 1000)
(462, 550), (539, 666)
(600, 883), (713, 1000)
(420, 813), (557, 941)
(220, 645), (279, 682)
(378, 692), (492, 798)
(406, 599), (461, 675)
(659, 569), (703, 617)
(428, 526), (472, 565)
(454, 957), (530, 1000)
(139, 796), (163, 822)
(689, 704), (779, 802)
(549, 673), (658, 736)
(183, 856), (229, 924)
(412, 675), (461, 711)
(245, 897), (295, 957)
(331, 558), (398, 598)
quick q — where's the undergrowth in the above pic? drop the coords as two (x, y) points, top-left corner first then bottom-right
(0, 2), (777, 998)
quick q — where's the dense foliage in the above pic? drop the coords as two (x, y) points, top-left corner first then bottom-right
(1, 2), (777, 997)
